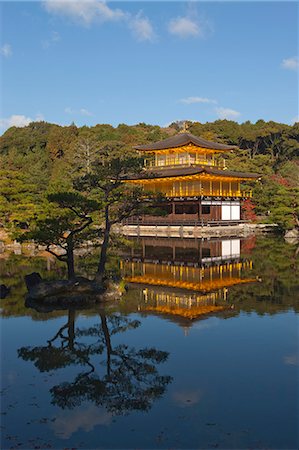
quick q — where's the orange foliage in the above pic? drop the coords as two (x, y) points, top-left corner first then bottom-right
(270, 174), (290, 187)
(242, 199), (257, 221)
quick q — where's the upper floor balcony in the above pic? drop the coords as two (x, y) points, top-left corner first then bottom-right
(144, 152), (226, 170)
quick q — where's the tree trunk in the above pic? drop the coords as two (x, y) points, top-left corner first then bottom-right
(100, 313), (112, 378)
(66, 238), (75, 280)
(96, 226), (110, 283)
(95, 204), (110, 284)
(68, 309), (75, 350)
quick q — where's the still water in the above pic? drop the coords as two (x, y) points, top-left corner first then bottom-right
(1, 236), (298, 449)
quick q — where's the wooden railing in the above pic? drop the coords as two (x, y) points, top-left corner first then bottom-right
(145, 160), (226, 170)
(166, 189), (252, 198)
(123, 217), (249, 226)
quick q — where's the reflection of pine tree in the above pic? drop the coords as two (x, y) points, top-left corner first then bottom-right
(18, 312), (172, 415)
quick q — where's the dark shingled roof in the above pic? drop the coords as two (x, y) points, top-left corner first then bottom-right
(123, 166), (260, 180)
(134, 132), (235, 151)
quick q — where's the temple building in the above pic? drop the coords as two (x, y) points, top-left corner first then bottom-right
(121, 237), (257, 327)
(124, 132), (260, 226)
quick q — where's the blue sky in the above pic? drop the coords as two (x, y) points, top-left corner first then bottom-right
(0, 1), (298, 133)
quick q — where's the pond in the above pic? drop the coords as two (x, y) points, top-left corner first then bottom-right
(1, 235), (298, 449)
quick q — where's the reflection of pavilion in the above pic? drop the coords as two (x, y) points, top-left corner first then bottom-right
(121, 237), (256, 324)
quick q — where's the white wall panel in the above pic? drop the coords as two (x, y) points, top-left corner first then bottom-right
(231, 205), (240, 220)
(221, 205), (231, 220)
(222, 240), (231, 257)
(231, 239), (240, 256)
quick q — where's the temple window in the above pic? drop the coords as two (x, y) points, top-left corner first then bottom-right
(201, 206), (211, 215)
(175, 204), (198, 214)
(202, 247), (211, 257)
(175, 204), (184, 214)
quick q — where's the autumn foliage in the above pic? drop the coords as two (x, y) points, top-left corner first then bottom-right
(242, 199), (257, 221)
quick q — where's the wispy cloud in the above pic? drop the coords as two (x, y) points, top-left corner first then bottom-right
(168, 4), (212, 39)
(168, 17), (201, 38)
(173, 389), (201, 408)
(215, 107), (240, 120)
(80, 108), (93, 116)
(43, 1), (155, 42)
(129, 13), (156, 42)
(0, 114), (44, 131)
(281, 56), (298, 71)
(65, 107), (93, 116)
(283, 354), (299, 366)
(180, 96), (217, 105)
(51, 405), (112, 439)
(42, 31), (61, 49)
(43, 0), (125, 25)
(0, 43), (12, 57)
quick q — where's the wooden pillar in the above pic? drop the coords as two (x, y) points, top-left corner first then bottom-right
(220, 180), (222, 196)
(210, 180), (212, 195)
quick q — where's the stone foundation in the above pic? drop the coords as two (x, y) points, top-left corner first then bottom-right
(121, 223), (278, 239)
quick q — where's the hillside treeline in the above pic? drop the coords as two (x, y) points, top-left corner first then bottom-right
(0, 119), (298, 231)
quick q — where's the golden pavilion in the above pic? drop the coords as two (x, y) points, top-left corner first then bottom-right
(124, 132), (260, 225)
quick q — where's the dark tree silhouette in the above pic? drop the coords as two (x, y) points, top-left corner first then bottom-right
(18, 311), (172, 415)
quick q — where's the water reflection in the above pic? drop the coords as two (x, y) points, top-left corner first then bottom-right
(1, 235), (298, 448)
(18, 310), (172, 414)
(121, 237), (257, 325)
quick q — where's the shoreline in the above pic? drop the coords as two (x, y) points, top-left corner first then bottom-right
(120, 223), (278, 239)
(0, 223), (280, 257)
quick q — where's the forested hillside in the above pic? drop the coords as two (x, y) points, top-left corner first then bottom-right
(1, 119), (298, 232)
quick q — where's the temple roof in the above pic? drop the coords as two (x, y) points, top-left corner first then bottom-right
(123, 165), (260, 180)
(134, 132), (235, 152)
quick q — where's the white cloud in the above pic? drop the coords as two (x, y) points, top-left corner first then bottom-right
(42, 31), (61, 49)
(291, 116), (299, 124)
(0, 115), (32, 129)
(43, 1), (156, 43)
(80, 108), (93, 116)
(51, 405), (112, 439)
(193, 317), (219, 331)
(168, 17), (201, 38)
(173, 389), (201, 408)
(0, 44), (12, 57)
(35, 113), (45, 121)
(180, 96), (217, 105)
(283, 354), (299, 366)
(65, 107), (93, 116)
(129, 13), (156, 42)
(0, 114), (45, 132)
(281, 56), (299, 71)
(168, 5), (212, 40)
(215, 107), (241, 120)
(43, 0), (126, 25)
(64, 107), (73, 114)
